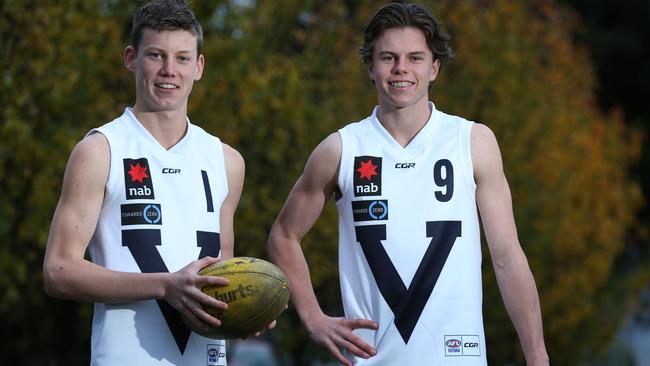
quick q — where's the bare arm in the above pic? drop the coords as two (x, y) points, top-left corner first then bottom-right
(43, 133), (228, 330)
(219, 143), (245, 259)
(268, 133), (377, 366)
(220, 143), (280, 336)
(472, 124), (549, 365)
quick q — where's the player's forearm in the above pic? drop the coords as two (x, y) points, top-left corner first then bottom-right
(44, 257), (169, 303)
(268, 232), (325, 326)
(494, 256), (549, 365)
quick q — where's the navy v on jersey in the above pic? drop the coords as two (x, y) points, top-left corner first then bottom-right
(336, 103), (487, 365)
(88, 108), (229, 366)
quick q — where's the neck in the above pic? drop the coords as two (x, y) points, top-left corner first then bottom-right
(131, 108), (189, 150)
(376, 101), (432, 147)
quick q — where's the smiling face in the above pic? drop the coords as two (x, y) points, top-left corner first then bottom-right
(368, 26), (440, 113)
(124, 28), (204, 114)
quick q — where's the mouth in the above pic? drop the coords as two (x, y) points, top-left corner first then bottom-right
(155, 83), (179, 90)
(388, 81), (415, 88)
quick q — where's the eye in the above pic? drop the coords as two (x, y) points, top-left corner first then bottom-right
(381, 55), (395, 62)
(147, 52), (163, 59)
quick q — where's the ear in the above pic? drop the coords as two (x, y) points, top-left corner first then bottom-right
(194, 54), (205, 81)
(430, 59), (441, 82)
(124, 46), (137, 72)
(367, 62), (375, 82)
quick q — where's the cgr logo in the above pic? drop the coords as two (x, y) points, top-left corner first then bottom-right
(395, 162), (415, 169)
(162, 168), (181, 174)
(353, 156), (382, 197)
(124, 158), (155, 199)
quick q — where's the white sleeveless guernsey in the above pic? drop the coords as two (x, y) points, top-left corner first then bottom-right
(88, 108), (228, 366)
(336, 103), (487, 365)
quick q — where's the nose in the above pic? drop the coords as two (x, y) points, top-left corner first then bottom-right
(392, 55), (407, 74)
(160, 58), (175, 76)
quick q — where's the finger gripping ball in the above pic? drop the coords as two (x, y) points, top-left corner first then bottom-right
(184, 257), (290, 339)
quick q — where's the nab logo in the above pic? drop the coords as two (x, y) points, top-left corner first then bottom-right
(354, 156), (382, 197)
(124, 158), (155, 200)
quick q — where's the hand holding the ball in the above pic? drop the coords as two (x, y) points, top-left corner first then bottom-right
(305, 313), (378, 366)
(182, 257), (290, 339)
(251, 303), (288, 337)
(163, 256), (230, 332)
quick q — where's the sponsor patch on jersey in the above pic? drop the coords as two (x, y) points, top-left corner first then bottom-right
(354, 156), (382, 197)
(444, 335), (481, 357)
(207, 343), (227, 366)
(351, 200), (388, 221)
(123, 158), (155, 200)
(120, 203), (162, 225)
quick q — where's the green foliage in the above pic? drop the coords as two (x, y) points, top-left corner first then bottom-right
(1, 1), (130, 363)
(0, 0), (645, 365)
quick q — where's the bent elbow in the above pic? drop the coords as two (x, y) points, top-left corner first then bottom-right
(42, 263), (67, 298)
(267, 228), (291, 262)
(42, 268), (58, 297)
(267, 230), (281, 258)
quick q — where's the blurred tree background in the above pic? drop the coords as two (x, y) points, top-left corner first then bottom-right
(1, 0), (648, 365)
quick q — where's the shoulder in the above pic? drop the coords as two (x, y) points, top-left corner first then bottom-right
(307, 132), (342, 174)
(221, 143), (245, 189)
(61, 132), (111, 196)
(470, 123), (504, 182)
(314, 132), (342, 157)
(190, 124), (244, 172)
(222, 143), (245, 172)
(72, 132), (110, 165)
(296, 132), (342, 192)
(338, 115), (374, 135)
(93, 110), (131, 136)
(470, 123), (498, 148)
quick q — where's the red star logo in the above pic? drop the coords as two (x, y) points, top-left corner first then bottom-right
(128, 162), (149, 183)
(357, 159), (378, 181)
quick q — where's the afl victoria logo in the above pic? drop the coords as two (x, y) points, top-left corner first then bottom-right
(446, 339), (461, 348)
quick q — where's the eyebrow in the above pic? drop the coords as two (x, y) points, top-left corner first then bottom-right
(378, 50), (428, 57)
(143, 46), (196, 55)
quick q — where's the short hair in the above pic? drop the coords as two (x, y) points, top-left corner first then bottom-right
(131, 0), (203, 55)
(359, 3), (453, 65)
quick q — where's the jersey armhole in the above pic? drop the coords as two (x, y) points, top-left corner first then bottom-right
(335, 128), (350, 205)
(459, 121), (477, 204)
(87, 128), (118, 208)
